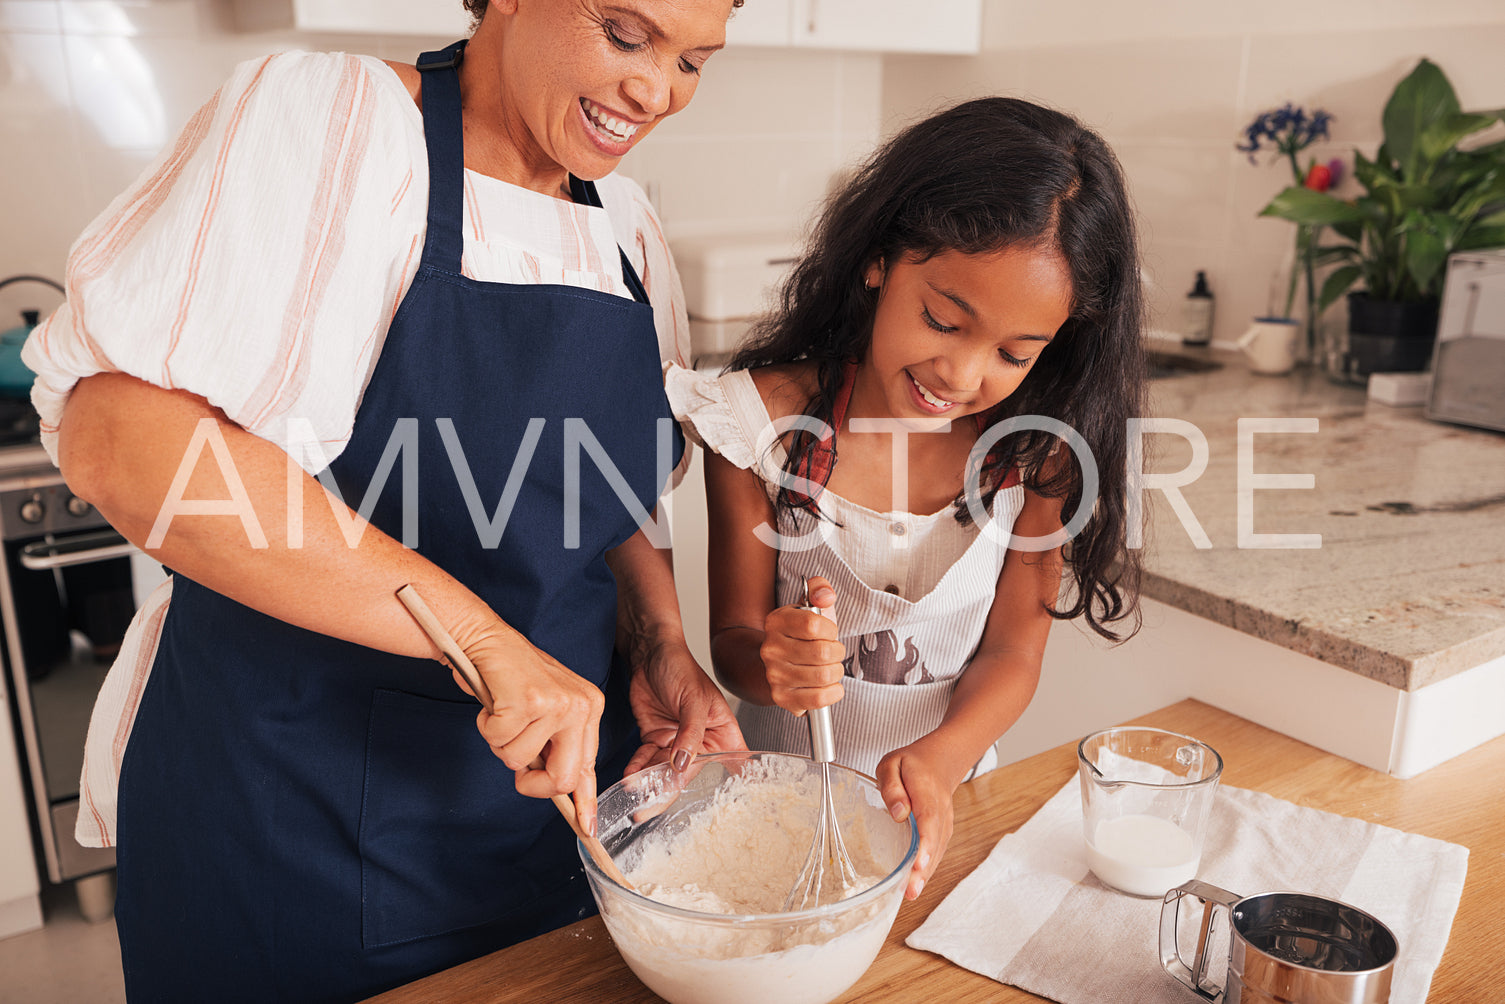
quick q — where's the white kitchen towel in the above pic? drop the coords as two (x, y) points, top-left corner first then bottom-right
(906, 779), (1469, 1004)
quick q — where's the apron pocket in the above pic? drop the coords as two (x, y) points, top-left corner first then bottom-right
(359, 688), (578, 949)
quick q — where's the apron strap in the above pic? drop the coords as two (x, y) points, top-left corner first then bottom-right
(568, 175), (652, 306)
(415, 40), (468, 275)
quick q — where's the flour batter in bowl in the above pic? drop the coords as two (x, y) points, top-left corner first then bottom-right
(579, 751), (919, 1004)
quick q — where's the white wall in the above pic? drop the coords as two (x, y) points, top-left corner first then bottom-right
(881, 1), (1505, 346)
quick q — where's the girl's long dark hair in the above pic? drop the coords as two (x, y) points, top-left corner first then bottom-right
(730, 97), (1147, 641)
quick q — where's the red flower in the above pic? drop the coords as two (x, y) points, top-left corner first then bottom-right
(1304, 162), (1333, 192)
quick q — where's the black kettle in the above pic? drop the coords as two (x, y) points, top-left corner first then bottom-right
(0, 274), (65, 399)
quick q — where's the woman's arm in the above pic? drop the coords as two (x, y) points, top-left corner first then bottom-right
(604, 524), (745, 775)
(60, 373), (607, 814)
(702, 449), (844, 711)
(876, 484), (1065, 898)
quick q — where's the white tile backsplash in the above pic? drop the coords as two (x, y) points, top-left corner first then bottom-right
(1, 9), (884, 283)
(0, 1), (59, 33)
(985, 0), (1505, 48)
(57, 0), (201, 37)
(617, 47), (884, 238)
(1, 28), (89, 281)
(885, 3), (1505, 345)
(8, 1), (1504, 350)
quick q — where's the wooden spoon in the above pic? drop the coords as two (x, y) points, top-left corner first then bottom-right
(394, 584), (634, 890)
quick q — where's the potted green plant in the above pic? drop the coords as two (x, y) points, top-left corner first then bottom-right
(1259, 58), (1505, 380)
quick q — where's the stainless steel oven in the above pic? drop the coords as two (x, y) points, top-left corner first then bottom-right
(0, 433), (140, 911)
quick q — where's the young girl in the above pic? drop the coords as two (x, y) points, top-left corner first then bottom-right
(667, 97), (1146, 900)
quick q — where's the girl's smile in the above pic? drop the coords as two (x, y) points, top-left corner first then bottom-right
(906, 371), (963, 414)
(857, 246), (1075, 426)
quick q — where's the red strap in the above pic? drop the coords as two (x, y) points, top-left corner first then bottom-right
(791, 363), (1020, 502)
(788, 363), (851, 502)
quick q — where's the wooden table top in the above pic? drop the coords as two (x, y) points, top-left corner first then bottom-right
(367, 700), (1502, 1003)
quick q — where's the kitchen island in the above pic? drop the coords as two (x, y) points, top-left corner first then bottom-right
(998, 348), (1505, 778)
(363, 700), (1503, 1003)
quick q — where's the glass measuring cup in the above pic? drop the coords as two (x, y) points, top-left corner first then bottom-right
(1077, 727), (1223, 898)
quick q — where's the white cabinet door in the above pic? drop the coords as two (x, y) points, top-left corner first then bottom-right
(292, 0), (469, 35)
(235, 0), (978, 52)
(235, 0), (470, 36)
(724, 0), (794, 47)
(790, 0), (982, 53)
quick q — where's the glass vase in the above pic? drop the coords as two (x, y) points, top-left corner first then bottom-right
(1265, 246), (1319, 365)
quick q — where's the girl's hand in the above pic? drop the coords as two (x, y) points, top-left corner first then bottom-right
(875, 742), (957, 901)
(625, 637), (747, 776)
(759, 576), (845, 713)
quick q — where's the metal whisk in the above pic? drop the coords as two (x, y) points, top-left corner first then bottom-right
(783, 602), (861, 911)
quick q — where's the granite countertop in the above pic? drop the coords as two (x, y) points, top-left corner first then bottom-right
(1139, 343), (1505, 691)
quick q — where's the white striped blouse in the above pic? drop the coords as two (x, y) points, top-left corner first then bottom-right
(24, 50), (693, 848)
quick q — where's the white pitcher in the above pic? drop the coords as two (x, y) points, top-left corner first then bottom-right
(1237, 318), (1300, 375)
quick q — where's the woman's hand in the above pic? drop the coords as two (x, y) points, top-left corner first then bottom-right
(624, 637), (746, 776)
(875, 738), (960, 901)
(452, 614), (606, 830)
(759, 576), (845, 714)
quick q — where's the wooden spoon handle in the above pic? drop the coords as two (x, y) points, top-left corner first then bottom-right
(396, 585), (496, 708)
(394, 585), (634, 890)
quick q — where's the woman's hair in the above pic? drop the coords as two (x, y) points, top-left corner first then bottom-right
(462, 0), (743, 29)
(730, 96), (1147, 641)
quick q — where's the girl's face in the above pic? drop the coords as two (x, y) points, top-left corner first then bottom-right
(491, 0), (731, 181)
(859, 246), (1074, 425)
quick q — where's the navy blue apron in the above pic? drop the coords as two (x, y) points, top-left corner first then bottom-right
(114, 40), (682, 1003)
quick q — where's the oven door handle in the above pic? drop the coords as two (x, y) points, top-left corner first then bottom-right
(20, 530), (137, 570)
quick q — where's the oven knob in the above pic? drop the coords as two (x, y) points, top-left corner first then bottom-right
(19, 496), (45, 524)
(66, 495), (93, 517)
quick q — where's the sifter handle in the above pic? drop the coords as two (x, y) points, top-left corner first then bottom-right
(1160, 879), (1240, 1003)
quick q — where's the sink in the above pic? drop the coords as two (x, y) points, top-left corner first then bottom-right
(1147, 349), (1223, 379)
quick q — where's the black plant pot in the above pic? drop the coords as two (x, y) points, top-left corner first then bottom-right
(1346, 292), (1440, 376)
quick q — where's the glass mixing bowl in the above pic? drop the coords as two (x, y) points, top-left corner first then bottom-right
(579, 750), (919, 1004)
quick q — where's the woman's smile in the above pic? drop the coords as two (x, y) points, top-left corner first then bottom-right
(578, 96), (642, 152)
(462, 0), (731, 191)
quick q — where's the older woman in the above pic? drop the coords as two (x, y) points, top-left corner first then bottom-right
(24, 0), (743, 999)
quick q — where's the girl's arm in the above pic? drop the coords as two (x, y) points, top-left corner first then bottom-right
(703, 450), (844, 710)
(60, 373), (608, 822)
(876, 483), (1066, 899)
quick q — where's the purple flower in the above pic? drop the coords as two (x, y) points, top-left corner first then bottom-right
(1237, 103), (1334, 163)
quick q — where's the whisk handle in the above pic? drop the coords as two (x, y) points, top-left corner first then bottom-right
(801, 596), (839, 764)
(808, 704), (837, 763)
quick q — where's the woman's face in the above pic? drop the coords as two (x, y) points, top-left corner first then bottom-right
(858, 246), (1074, 426)
(487, 0), (732, 182)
